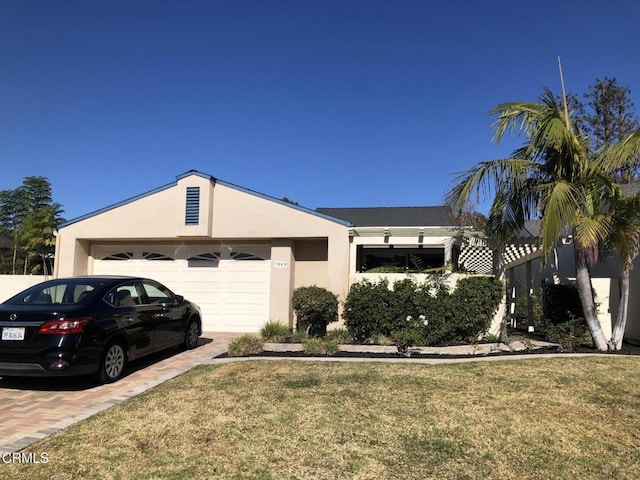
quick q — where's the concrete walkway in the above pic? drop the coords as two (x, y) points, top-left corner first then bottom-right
(0, 333), (566, 455)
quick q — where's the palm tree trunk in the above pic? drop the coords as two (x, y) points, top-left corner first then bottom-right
(611, 267), (630, 350)
(575, 255), (611, 351)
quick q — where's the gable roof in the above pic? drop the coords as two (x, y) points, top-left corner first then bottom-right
(315, 206), (455, 227)
(58, 170), (350, 229)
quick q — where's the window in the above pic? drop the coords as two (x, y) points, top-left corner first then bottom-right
(230, 251), (264, 261)
(106, 284), (142, 307)
(142, 282), (174, 304)
(11, 282), (98, 305)
(101, 252), (133, 260)
(185, 187), (200, 225)
(356, 246), (445, 272)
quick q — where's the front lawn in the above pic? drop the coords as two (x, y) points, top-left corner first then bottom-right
(6, 357), (640, 479)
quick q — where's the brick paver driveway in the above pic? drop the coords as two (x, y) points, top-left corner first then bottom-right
(0, 332), (238, 454)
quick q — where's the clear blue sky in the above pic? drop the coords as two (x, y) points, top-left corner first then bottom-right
(2, 0), (639, 221)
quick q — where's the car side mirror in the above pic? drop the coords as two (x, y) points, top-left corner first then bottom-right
(175, 295), (184, 304)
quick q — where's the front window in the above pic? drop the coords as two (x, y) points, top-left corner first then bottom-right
(356, 246), (445, 273)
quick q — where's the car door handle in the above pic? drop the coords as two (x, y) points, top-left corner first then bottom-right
(124, 317), (135, 324)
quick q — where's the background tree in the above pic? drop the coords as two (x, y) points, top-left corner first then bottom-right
(0, 177), (64, 275)
(567, 77), (640, 181)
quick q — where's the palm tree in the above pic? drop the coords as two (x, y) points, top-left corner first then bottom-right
(447, 88), (617, 351)
(598, 133), (640, 349)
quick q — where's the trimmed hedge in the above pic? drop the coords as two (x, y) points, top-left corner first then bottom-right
(292, 286), (339, 336)
(343, 276), (504, 346)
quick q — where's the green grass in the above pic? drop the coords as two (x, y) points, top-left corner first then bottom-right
(5, 357), (640, 479)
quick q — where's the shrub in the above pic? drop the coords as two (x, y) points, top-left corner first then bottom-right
(343, 276), (504, 346)
(392, 326), (426, 356)
(302, 337), (339, 355)
(292, 286), (339, 337)
(448, 276), (504, 342)
(326, 327), (353, 344)
(364, 333), (395, 346)
(290, 330), (308, 343)
(227, 334), (264, 357)
(260, 321), (291, 342)
(546, 314), (593, 352)
(343, 279), (395, 341)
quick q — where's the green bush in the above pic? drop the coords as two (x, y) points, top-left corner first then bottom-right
(343, 280), (395, 341)
(343, 276), (504, 346)
(392, 326), (426, 355)
(260, 321), (291, 342)
(227, 334), (264, 357)
(449, 276), (504, 341)
(546, 314), (593, 352)
(302, 337), (339, 355)
(292, 286), (339, 337)
(326, 327), (353, 344)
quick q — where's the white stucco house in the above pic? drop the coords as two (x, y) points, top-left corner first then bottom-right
(51, 170), (500, 333)
(54, 171), (350, 332)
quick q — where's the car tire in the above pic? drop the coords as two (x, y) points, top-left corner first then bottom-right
(183, 320), (200, 350)
(96, 342), (127, 383)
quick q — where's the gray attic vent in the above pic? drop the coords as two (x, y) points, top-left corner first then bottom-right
(185, 187), (200, 225)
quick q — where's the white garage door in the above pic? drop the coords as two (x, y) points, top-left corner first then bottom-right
(92, 245), (271, 332)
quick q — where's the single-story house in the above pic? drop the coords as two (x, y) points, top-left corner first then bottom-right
(53, 170), (501, 333)
(54, 171), (351, 332)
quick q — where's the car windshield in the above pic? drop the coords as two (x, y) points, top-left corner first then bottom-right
(5, 280), (103, 305)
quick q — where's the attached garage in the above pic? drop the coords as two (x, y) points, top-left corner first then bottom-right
(91, 244), (271, 332)
(54, 171), (350, 332)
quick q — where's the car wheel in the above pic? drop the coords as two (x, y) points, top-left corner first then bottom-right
(96, 342), (126, 383)
(183, 320), (200, 350)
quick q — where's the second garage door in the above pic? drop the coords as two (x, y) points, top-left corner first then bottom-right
(92, 245), (271, 332)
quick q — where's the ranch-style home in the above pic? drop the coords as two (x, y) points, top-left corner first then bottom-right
(53, 170), (492, 332)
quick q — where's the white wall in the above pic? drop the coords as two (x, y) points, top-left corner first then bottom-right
(0, 275), (49, 302)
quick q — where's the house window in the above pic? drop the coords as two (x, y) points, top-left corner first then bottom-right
(102, 252), (134, 260)
(356, 246), (445, 272)
(185, 187), (200, 225)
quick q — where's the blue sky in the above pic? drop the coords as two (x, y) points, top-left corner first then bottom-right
(2, 0), (639, 221)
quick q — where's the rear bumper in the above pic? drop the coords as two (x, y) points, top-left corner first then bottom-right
(0, 360), (98, 377)
(0, 348), (99, 377)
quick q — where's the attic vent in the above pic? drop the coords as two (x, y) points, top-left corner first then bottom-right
(185, 187), (200, 225)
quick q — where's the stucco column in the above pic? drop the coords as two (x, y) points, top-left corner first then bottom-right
(269, 240), (295, 327)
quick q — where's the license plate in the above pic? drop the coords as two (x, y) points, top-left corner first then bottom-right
(2, 327), (25, 341)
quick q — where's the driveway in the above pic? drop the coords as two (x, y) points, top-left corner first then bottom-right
(0, 332), (238, 454)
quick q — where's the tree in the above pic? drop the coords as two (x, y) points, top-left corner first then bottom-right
(583, 77), (638, 151)
(576, 78), (640, 349)
(0, 177), (64, 275)
(447, 88), (617, 351)
(598, 131), (640, 349)
(568, 77), (639, 181)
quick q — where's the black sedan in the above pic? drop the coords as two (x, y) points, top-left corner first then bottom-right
(0, 276), (202, 383)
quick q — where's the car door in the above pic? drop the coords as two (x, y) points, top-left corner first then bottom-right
(107, 282), (155, 361)
(140, 280), (186, 350)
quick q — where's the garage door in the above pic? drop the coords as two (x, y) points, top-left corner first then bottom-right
(92, 245), (271, 332)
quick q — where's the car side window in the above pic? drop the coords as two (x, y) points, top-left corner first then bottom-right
(106, 284), (142, 307)
(141, 282), (174, 304)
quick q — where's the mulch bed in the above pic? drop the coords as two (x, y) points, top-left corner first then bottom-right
(215, 341), (640, 360)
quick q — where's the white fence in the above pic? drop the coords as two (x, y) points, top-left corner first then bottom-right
(0, 275), (49, 302)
